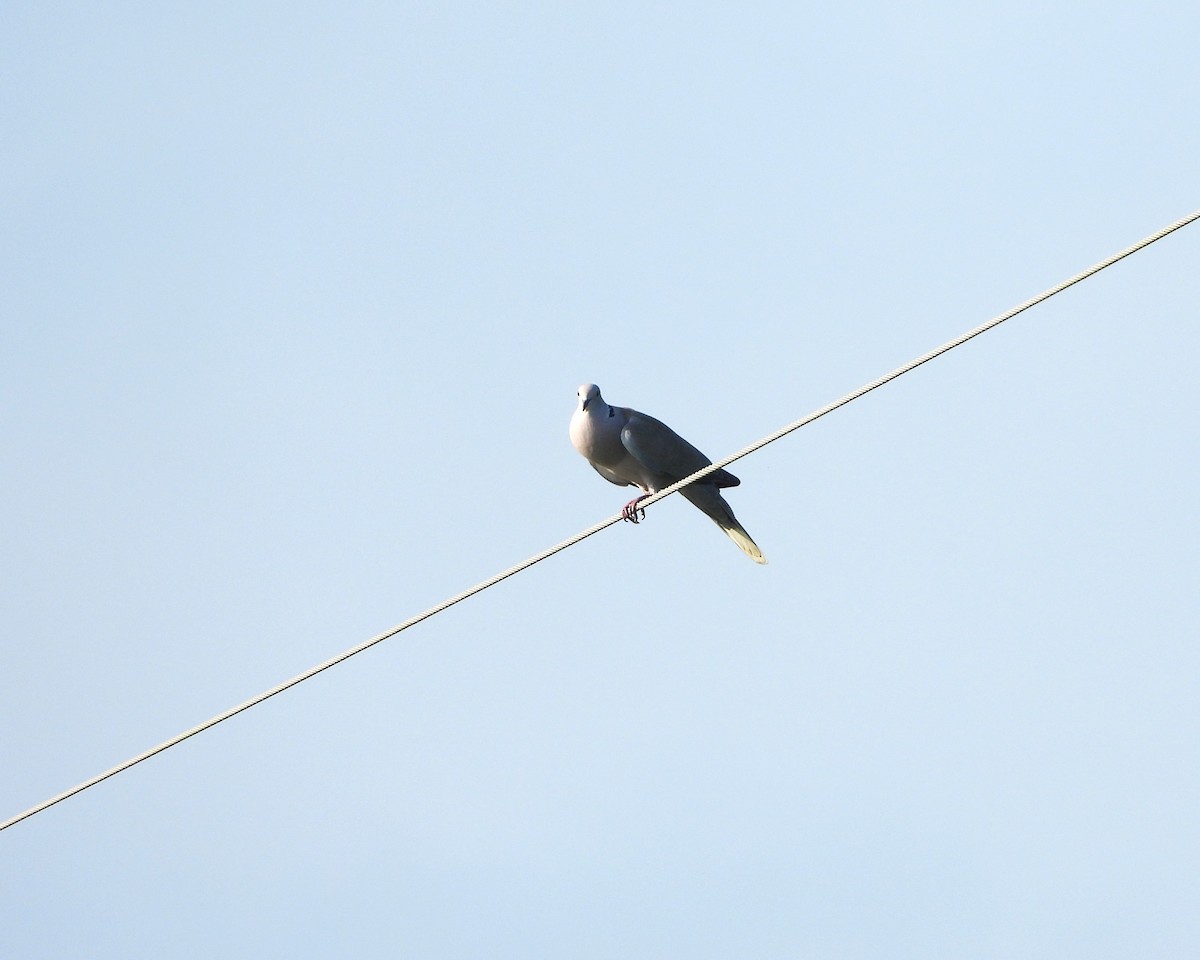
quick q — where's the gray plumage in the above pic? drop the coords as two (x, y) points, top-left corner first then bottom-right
(569, 383), (767, 564)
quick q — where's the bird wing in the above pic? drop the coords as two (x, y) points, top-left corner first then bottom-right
(620, 410), (740, 488)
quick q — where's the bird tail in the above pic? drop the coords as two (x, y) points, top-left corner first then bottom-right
(721, 520), (768, 564)
(680, 485), (768, 564)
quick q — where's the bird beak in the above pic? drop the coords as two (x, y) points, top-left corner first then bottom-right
(580, 397), (590, 411)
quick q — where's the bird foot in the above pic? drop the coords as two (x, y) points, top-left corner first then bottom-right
(622, 495), (649, 523)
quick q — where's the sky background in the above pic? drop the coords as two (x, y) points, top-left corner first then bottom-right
(2, 2), (1198, 957)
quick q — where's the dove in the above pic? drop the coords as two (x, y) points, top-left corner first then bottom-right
(569, 383), (767, 564)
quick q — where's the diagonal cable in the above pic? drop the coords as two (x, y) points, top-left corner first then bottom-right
(634, 208), (1200, 510)
(2, 207), (1197, 833)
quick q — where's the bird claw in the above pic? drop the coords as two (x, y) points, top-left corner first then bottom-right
(622, 495), (649, 523)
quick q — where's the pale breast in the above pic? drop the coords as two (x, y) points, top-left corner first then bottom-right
(570, 408), (623, 465)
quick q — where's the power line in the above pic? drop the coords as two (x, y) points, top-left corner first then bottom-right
(3, 208), (1197, 834)
(638, 208), (1200, 505)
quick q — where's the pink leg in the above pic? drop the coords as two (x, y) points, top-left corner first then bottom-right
(622, 494), (650, 523)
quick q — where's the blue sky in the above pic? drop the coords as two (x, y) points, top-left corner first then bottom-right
(2, 3), (1198, 957)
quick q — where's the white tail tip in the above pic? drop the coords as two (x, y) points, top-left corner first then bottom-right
(724, 524), (768, 564)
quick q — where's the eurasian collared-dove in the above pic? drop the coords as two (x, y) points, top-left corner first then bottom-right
(569, 383), (767, 564)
